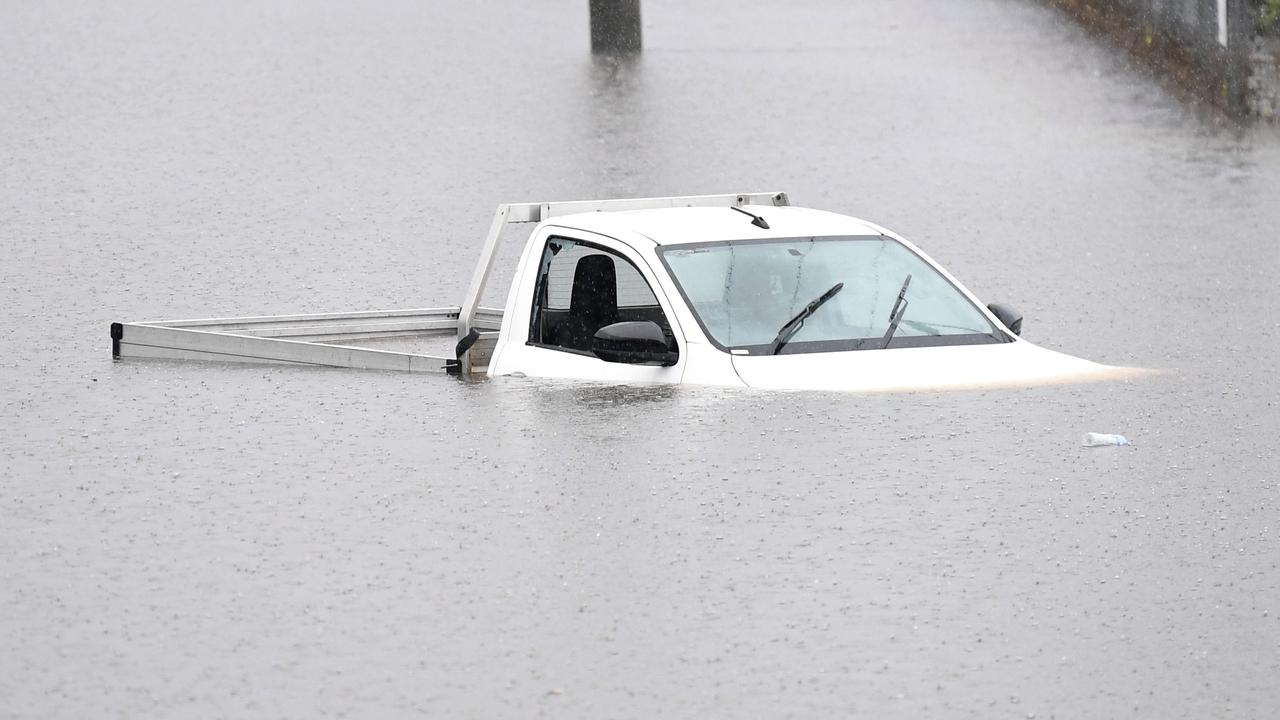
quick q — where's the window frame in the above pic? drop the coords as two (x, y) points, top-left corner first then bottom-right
(525, 234), (675, 357)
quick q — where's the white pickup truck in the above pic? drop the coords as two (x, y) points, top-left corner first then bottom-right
(111, 192), (1136, 392)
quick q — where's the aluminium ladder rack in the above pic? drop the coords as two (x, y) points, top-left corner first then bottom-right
(111, 306), (505, 373)
(111, 191), (789, 376)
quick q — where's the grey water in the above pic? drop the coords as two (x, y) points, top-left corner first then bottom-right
(2, 0), (1278, 717)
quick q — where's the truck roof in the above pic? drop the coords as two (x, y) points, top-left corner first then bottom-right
(545, 205), (885, 246)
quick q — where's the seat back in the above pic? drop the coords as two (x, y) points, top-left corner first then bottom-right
(558, 254), (619, 351)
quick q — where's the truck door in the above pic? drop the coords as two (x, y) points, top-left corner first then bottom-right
(498, 230), (685, 384)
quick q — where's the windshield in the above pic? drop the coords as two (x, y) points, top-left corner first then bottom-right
(658, 235), (1005, 355)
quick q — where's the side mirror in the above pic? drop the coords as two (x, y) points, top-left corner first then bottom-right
(987, 303), (1023, 336)
(592, 321), (679, 366)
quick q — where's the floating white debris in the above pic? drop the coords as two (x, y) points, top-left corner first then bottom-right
(1082, 432), (1130, 447)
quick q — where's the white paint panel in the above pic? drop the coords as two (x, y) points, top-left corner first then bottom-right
(729, 340), (1152, 393)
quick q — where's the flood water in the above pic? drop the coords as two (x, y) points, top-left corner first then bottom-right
(3, 0), (1278, 717)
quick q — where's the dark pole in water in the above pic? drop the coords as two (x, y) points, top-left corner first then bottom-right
(590, 0), (642, 54)
(1224, 0), (1250, 118)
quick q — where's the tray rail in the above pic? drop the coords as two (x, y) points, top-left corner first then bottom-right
(113, 307), (502, 374)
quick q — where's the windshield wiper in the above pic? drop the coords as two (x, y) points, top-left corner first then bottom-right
(880, 274), (912, 349)
(768, 282), (844, 355)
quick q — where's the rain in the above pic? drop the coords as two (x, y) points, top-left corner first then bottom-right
(1, 0), (1277, 717)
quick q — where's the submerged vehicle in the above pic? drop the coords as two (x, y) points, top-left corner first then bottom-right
(111, 192), (1141, 392)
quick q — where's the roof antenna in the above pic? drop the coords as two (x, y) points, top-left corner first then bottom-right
(730, 205), (770, 229)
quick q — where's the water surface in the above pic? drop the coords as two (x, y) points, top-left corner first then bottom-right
(2, 0), (1277, 717)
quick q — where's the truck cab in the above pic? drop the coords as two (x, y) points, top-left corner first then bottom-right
(487, 204), (1132, 392)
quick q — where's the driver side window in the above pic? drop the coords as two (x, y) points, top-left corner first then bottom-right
(527, 237), (673, 353)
